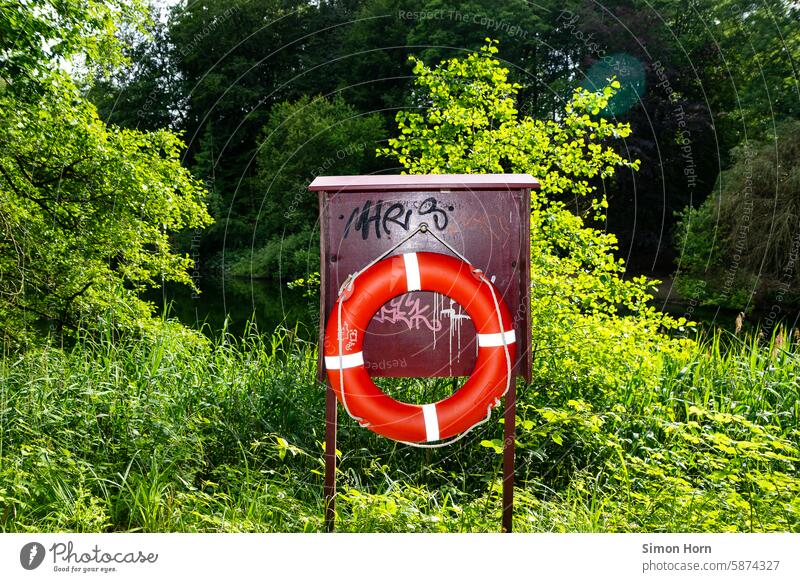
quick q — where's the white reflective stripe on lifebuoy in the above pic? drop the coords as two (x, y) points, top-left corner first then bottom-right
(403, 253), (421, 291)
(324, 352), (364, 370)
(477, 330), (517, 347)
(422, 403), (439, 441)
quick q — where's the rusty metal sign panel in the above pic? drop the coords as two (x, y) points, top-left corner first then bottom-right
(312, 174), (537, 379)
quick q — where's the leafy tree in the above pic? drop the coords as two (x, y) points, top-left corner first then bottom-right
(0, 0), (144, 93)
(568, 2), (720, 272)
(404, 0), (587, 117)
(657, 0), (800, 139)
(380, 40), (641, 206)
(333, 0), (416, 116)
(337, 0), (589, 118)
(674, 120), (800, 309)
(88, 3), (178, 132)
(0, 1), (212, 346)
(229, 94), (384, 280)
(380, 40), (689, 395)
(168, 0), (341, 257)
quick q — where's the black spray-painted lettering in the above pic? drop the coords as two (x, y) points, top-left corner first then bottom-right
(342, 197), (449, 240)
(418, 197), (448, 230)
(343, 200), (382, 240)
(382, 202), (412, 235)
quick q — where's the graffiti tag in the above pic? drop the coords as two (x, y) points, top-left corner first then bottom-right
(373, 295), (442, 331)
(342, 197), (451, 240)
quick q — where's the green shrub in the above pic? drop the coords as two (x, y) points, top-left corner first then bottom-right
(674, 120), (800, 308)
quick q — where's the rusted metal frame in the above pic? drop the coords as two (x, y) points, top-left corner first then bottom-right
(501, 187), (531, 533)
(320, 191), (337, 532)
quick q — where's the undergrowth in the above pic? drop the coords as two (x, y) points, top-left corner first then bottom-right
(1, 324), (798, 532)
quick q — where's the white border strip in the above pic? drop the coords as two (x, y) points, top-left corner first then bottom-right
(403, 253), (421, 291)
(421, 403), (440, 442)
(477, 330), (517, 347)
(1, 532), (796, 580)
(324, 352), (364, 370)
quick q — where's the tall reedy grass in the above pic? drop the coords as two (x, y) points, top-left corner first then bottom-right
(0, 322), (798, 532)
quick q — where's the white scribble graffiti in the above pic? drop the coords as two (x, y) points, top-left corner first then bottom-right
(338, 321), (359, 351)
(373, 295), (443, 332)
(440, 298), (470, 372)
(373, 294), (480, 372)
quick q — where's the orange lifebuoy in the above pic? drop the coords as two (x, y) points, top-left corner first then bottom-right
(323, 251), (516, 443)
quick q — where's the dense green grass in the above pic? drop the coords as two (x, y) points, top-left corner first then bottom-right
(1, 324), (798, 532)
